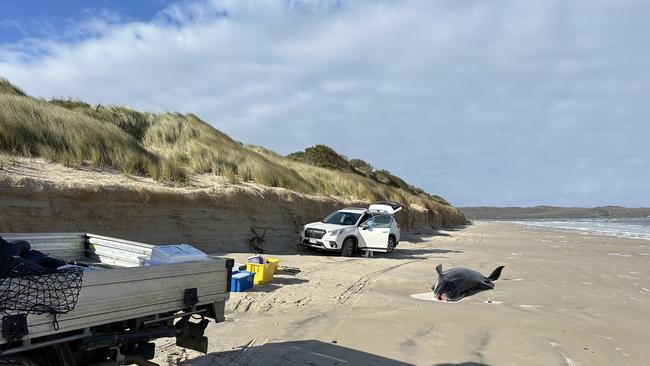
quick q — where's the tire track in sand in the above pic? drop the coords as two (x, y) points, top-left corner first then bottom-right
(336, 259), (423, 305)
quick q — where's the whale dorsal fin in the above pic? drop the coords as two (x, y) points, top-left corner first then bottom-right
(487, 266), (505, 281)
(436, 264), (444, 276)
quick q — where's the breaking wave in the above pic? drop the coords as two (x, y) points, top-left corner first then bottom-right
(514, 218), (650, 241)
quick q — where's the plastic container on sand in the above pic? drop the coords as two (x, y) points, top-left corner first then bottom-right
(150, 244), (208, 264)
(246, 262), (275, 284)
(230, 270), (255, 292)
(266, 257), (280, 273)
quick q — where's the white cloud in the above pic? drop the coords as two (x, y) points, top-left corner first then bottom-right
(1, 0), (649, 206)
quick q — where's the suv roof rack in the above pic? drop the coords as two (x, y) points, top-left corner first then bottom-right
(342, 207), (367, 211)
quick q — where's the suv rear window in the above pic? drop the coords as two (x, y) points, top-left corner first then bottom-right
(368, 214), (392, 228)
(322, 211), (361, 225)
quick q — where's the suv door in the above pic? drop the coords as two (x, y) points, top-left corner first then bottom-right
(358, 214), (392, 251)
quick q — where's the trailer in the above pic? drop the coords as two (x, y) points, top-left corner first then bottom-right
(0, 233), (233, 366)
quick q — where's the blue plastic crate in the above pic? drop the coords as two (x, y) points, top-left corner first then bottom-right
(230, 270), (255, 292)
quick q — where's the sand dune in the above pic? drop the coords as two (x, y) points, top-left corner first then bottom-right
(0, 157), (445, 253)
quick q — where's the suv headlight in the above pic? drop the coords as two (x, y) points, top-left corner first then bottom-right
(331, 229), (345, 235)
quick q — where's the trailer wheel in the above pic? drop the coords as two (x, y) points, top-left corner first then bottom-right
(0, 356), (40, 366)
(387, 236), (396, 253)
(341, 238), (355, 257)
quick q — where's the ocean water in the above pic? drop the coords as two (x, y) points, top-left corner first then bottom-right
(513, 218), (650, 241)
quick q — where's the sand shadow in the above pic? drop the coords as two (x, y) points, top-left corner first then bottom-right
(377, 248), (464, 260)
(275, 267), (301, 275)
(266, 276), (308, 286)
(400, 234), (431, 243)
(178, 339), (414, 365)
(447, 224), (471, 230)
(293, 245), (342, 256)
(246, 276), (309, 293)
(287, 246), (463, 260)
(400, 231), (452, 243)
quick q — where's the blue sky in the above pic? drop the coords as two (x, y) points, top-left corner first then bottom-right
(0, 1), (169, 43)
(1, 0), (649, 207)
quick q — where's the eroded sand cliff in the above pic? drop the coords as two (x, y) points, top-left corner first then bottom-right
(0, 157), (445, 253)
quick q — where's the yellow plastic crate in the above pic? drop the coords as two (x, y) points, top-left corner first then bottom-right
(266, 258), (280, 274)
(246, 262), (275, 284)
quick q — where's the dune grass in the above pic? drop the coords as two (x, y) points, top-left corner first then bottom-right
(0, 153), (7, 169)
(286, 144), (449, 204)
(246, 144), (458, 222)
(0, 94), (160, 175)
(0, 78), (26, 97)
(0, 78), (465, 225)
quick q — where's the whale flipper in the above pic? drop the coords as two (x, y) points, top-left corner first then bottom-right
(487, 266), (505, 281)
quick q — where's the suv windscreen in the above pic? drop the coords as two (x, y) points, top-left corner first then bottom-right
(322, 211), (362, 225)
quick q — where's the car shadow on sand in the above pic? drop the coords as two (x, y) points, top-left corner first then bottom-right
(400, 230), (454, 243)
(291, 245), (463, 260)
(377, 248), (464, 260)
(177, 339), (415, 366)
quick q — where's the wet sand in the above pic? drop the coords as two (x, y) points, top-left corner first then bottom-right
(155, 221), (650, 365)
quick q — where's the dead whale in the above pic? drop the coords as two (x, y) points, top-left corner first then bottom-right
(432, 264), (505, 301)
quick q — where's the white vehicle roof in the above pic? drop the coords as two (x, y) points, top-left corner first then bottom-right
(339, 207), (367, 214)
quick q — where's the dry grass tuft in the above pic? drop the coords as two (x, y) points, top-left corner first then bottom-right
(0, 78), (26, 97)
(0, 95), (158, 176)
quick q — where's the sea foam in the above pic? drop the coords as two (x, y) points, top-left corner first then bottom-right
(514, 218), (650, 241)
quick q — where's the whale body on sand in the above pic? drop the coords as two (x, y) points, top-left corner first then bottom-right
(431, 264), (505, 302)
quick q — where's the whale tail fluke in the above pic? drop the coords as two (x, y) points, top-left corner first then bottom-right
(487, 266), (505, 281)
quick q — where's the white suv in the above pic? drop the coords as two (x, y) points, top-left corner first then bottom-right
(300, 201), (402, 256)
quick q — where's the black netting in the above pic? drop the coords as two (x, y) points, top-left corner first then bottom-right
(0, 238), (83, 323)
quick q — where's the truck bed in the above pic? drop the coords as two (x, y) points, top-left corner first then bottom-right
(0, 233), (231, 346)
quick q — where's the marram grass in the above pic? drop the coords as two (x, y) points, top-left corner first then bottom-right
(0, 78), (465, 224)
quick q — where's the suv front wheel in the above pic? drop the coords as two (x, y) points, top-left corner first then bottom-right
(341, 237), (355, 257)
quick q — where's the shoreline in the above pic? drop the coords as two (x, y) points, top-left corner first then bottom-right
(155, 221), (650, 365)
(504, 218), (650, 242)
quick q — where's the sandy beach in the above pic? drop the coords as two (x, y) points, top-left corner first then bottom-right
(154, 221), (650, 366)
